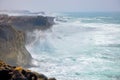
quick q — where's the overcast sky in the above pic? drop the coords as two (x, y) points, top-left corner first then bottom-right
(0, 0), (120, 12)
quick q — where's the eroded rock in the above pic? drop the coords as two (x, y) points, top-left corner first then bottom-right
(0, 60), (56, 80)
(0, 24), (32, 66)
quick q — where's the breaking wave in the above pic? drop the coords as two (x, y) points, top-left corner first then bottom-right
(26, 12), (120, 80)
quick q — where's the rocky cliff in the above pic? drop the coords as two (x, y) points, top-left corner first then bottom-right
(0, 23), (32, 66)
(0, 12), (56, 79)
(0, 14), (54, 31)
(0, 14), (54, 67)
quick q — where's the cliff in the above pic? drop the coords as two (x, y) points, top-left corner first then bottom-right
(0, 23), (32, 66)
(0, 13), (56, 79)
(0, 14), (54, 66)
(0, 14), (54, 31)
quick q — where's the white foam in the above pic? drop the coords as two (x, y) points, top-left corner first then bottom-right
(26, 16), (120, 80)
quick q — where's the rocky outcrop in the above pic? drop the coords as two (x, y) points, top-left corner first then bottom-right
(0, 60), (56, 80)
(0, 14), (54, 31)
(0, 23), (32, 66)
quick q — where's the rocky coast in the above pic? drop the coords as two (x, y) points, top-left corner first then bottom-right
(0, 14), (55, 80)
(0, 60), (56, 80)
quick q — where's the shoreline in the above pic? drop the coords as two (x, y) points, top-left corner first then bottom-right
(0, 14), (56, 79)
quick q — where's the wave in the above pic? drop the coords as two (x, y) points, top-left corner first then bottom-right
(26, 16), (120, 57)
(26, 14), (120, 80)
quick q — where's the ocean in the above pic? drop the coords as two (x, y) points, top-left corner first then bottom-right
(26, 12), (120, 80)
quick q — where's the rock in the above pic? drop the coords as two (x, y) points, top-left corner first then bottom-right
(0, 60), (56, 80)
(32, 72), (48, 80)
(0, 23), (32, 66)
(0, 14), (54, 31)
(48, 78), (56, 80)
(0, 14), (55, 66)
(0, 14), (56, 79)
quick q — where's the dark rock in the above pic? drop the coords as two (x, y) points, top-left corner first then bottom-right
(11, 70), (27, 80)
(48, 78), (56, 80)
(0, 69), (12, 80)
(33, 72), (48, 80)
(0, 60), (56, 80)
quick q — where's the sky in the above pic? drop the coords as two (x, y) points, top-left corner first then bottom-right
(0, 0), (120, 12)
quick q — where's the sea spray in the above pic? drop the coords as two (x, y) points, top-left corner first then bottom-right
(26, 12), (120, 80)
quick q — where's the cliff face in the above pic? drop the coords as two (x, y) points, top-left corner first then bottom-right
(0, 24), (32, 66)
(0, 13), (56, 79)
(0, 14), (54, 67)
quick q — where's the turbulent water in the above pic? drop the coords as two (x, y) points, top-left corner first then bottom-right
(26, 12), (120, 80)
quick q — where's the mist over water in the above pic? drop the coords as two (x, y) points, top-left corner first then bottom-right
(26, 12), (120, 80)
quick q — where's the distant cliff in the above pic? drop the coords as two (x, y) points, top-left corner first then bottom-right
(0, 14), (54, 31)
(0, 23), (32, 66)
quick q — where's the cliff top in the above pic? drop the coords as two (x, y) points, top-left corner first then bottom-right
(0, 14), (54, 31)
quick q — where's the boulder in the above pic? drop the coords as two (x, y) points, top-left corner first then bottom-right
(0, 60), (56, 80)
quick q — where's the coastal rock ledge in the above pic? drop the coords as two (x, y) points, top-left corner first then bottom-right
(0, 60), (56, 80)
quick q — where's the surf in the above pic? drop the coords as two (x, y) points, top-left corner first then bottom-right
(26, 12), (120, 80)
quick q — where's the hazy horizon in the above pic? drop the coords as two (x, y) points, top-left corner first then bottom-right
(0, 0), (120, 12)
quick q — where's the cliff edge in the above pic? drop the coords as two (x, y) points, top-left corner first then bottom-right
(0, 14), (54, 31)
(0, 23), (32, 66)
(0, 14), (54, 66)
